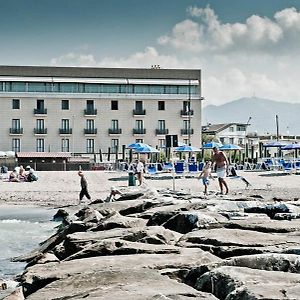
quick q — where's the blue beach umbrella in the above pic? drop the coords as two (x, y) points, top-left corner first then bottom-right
(127, 142), (149, 150)
(202, 142), (223, 149)
(219, 144), (242, 150)
(174, 145), (201, 152)
(133, 144), (159, 153)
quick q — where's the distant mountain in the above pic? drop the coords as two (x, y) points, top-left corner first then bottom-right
(203, 97), (300, 135)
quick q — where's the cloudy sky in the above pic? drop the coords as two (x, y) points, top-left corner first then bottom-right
(1, 0), (300, 105)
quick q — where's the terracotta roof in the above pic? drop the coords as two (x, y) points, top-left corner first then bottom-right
(17, 152), (72, 158)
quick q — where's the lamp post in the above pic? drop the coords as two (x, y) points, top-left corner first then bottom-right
(188, 80), (191, 146)
(245, 117), (252, 161)
(72, 115), (75, 157)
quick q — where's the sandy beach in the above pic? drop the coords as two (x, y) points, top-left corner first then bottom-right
(0, 169), (299, 207)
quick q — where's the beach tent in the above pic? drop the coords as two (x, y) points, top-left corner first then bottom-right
(281, 143), (300, 167)
(263, 141), (287, 159)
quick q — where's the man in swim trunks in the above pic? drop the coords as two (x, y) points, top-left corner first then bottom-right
(212, 146), (229, 194)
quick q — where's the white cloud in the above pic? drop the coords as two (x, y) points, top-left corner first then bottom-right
(50, 6), (300, 106)
(50, 52), (96, 66)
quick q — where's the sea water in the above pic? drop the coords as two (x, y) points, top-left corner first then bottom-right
(0, 205), (57, 282)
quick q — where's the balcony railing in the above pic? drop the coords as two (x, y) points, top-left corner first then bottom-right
(181, 129), (194, 135)
(133, 109), (146, 116)
(133, 128), (146, 135)
(180, 109), (194, 116)
(84, 108), (97, 116)
(9, 128), (23, 135)
(155, 129), (169, 135)
(34, 108), (47, 115)
(109, 128), (122, 134)
(34, 128), (47, 134)
(84, 128), (98, 134)
(59, 128), (73, 135)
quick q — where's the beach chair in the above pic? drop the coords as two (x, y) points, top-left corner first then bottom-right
(163, 162), (173, 172)
(174, 161), (185, 176)
(198, 162), (204, 172)
(145, 164), (159, 178)
(188, 162), (198, 173)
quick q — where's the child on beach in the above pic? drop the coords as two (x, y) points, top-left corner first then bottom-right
(198, 160), (214, 195)
(78, 171), (91, 204)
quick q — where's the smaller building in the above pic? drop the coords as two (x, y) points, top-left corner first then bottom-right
(16, 152), (71, 171)
(202, 123), (249, 146)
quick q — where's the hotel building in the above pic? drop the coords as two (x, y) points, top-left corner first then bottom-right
(0, 66), (202, 155)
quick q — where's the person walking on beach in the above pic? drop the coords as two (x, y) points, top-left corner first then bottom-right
(212, 146), (229, 194)
(198, 160), (214, 195)
(78, 171), (91, 203)
(136, 159), (144, 186)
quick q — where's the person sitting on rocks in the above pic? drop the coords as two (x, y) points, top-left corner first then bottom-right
(105, 186), (122, 202)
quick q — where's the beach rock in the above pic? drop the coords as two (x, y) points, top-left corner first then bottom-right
(91, 211), (147, 231)
(52, 208), (69, 222)
(26, 252), (60, 268)
(245, 203), (300, 218)
(146, 211), (179, 226)
(2, 287), (24, 300)
(195, 266), (300, 299)
(163, 212), (228, 234)
(25, 268), (216, 300)
(20, 249), (220, 297)
(224, 253), (300, 273)
(64, 239), (182, 261)
(178, 228), (299, 258)
(225, 217), (300, 233)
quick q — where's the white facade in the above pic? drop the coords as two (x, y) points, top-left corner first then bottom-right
(0, 66), (202, 154)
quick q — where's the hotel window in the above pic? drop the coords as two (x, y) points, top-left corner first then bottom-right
(183, 101), (190, 113)
(158, 139), (165, 148)
(220, 138), (225, 144)
(136, 139), (143, 143)
(238, 138), (243, 145)
(183, 120), (189, 130)
(229, 127), (234, 132)
(135, 101), (143, 111)
(158, 120), (165, 130)
(229, 138), (234, 144)
(37, 99), (45, 110)
(36, 119), (45, 130)
(86, 139), (94, 153)
(158, 101), (165, 111)
(61, 100), (69, 110)
(111, 139), (119, 153)
(135, 120), (144, 130)
(86, 100), (94, 110)
(111, 100), (118, 110)
(86, 119), (95, 130)
(183, 139), (189, 145)
(61, 119), (70, 130)
(12, 138), (20, 152)
(12, 119), (21, 130)
(12, 99), (20, 109)
(111, 119), (119, 130)
(36, 139), (45, 152)
(61, 138), (70, 152)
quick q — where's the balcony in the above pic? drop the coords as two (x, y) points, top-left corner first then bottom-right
(84, 108), (97, 116)
(155, 129), (169, 135)
(34, 128), (47, 135)
(9, 128), (23, 135)
(180, 109), (194, 117)
(133, 128), (146, 135)
(34, 108), (47, 115)
(59, 128), (73, 135)
(181, 129), (194, 135)
(133, 109), (146, 116)
(84, 128), (98, 135)
(109, 128), (122, 135)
